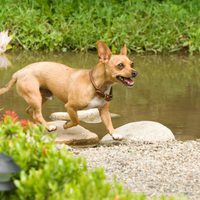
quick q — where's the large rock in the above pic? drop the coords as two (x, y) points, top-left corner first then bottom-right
(101, 121), (175, 144)
(50, 108), (119, 124)
(47, 121), (99, 147)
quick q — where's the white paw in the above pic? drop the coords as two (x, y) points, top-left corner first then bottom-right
(112, 133), (123, 140)
(47, 125), (57, 132)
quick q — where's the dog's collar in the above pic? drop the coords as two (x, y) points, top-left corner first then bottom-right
(89, 70), (113, 101)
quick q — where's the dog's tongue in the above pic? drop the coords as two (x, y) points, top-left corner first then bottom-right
(124, 78), (134, 86)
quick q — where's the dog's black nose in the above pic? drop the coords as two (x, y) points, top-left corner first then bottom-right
(132, 71), (138, 78)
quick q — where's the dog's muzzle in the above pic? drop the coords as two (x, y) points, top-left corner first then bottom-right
(116, 70), (138, 87)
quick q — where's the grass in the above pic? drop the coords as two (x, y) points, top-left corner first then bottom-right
(0, 0), (200, 53)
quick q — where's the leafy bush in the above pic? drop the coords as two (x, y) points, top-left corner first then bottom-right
(0, 0), (200, 53)
(0, 111), (143, 200)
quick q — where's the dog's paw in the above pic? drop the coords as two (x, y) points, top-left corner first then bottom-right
(111, 133), (123, 140)
(47, 125), (57, 132)
(63, 123), (68, 129)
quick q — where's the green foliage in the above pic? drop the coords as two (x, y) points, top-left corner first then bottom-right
(0, 0), (200, 53)
(0, 114), (143, 200)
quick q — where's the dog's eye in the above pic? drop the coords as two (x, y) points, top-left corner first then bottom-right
(131, 63), (134, 68)
(117, 63), (124, 70)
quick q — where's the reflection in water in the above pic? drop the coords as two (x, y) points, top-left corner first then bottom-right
(0, 54), (11, 69)
(0, 51), (200, 140)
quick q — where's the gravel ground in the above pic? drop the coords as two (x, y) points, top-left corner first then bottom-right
(71, 140), (200, 200)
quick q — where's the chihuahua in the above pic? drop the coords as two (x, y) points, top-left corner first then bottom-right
(0, 41), (137, 140)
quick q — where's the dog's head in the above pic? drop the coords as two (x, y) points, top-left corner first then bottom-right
(97, 41), (137, 87)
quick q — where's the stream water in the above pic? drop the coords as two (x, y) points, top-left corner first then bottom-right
(0, 51), (200, 140)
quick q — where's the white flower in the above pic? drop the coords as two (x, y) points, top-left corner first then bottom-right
(0, 30), (12, 54)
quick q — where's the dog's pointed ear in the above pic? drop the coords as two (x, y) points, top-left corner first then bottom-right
(120, 44), (127, 56)
(96, 41), (112, 63)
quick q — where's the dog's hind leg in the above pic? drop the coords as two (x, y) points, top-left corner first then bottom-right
(25, 105), (33, 116)
(25, 97), (47, 118)
(17, 78), (56, 131)
(25, 89), (51, 118)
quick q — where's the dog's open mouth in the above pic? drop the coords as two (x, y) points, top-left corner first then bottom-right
(116, 76), (134, 87)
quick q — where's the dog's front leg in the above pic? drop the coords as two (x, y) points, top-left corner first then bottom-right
(98, 103), (123, 140)
(63, 103), (79, 129)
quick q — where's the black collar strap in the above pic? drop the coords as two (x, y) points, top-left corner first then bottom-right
(89, 70), (113, 101)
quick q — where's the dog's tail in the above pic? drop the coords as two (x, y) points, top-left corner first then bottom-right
(0, 77), (17, 96)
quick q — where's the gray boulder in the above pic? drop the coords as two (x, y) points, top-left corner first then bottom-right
(47, 121), (99, 147)
(50, 108), (119, 124)
(101, 121), (175, 144)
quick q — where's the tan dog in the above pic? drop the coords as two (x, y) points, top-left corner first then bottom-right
(0, 41), (137, 140)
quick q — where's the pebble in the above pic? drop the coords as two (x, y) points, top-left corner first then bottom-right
(71, 140), (200, 200)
